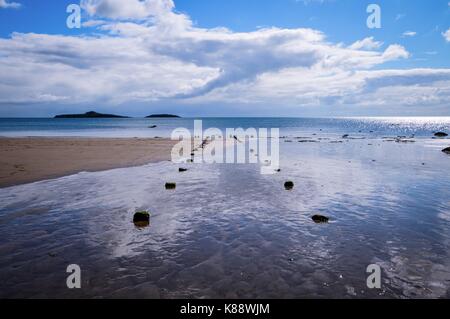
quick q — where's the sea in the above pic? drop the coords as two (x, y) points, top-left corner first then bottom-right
(0, 117), (450, 298)
(1, 117), (450, 138)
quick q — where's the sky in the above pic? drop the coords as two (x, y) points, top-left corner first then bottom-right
(0, 0), (449, 117)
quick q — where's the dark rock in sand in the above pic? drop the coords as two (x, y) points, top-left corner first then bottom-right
(284, 181), (294, 190)
(179, 168), (188, 172)
(435, 132), (448, 137)
(312, 215), (330, 224)
(133, 211), (150, 228)
(165, 182), (177, 190)
(442, 147), (450, 155)
(149, 125), (157, 128)
(342, 134), (349, 139)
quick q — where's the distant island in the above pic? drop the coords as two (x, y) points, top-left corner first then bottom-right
(54, 111), (130, 119)
(146, 114), (181, 118)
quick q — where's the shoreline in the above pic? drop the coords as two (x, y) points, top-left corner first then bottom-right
(0, 137), (177, 188)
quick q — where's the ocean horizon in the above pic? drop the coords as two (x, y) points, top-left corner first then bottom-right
(1, 116), (450, 138)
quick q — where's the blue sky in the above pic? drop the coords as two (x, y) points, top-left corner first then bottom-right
(0, 0), (449, 117)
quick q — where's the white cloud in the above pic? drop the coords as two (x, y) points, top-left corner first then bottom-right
(349, 37), (383, 50)
(0, 0), (21, 9)
(402, 31), (417, 37)
(80, 0), (181, 22)
(0, 0), (448, 112)
(443, 28), (450, 42)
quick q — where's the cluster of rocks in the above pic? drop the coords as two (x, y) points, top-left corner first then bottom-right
(434, 132), (449, 155)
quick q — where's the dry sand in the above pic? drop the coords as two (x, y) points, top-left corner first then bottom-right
(0, 137), (177, 188)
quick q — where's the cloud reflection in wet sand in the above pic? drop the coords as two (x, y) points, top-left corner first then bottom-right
(0, 137), (450, 298)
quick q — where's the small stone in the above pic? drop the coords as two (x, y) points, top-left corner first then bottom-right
(149, 125), (157, 128)
(284, 181), (294, 190)
(165, 182), (177, 190)
(342, 134), (349, 139)
(312, 215), (330, 224)
(179, 168), (188, 172)
(133, 211), (150, 228)
(434, 132), (448, 137)
(442, 147), (450, 155)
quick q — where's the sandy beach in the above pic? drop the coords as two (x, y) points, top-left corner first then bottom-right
(0, 138), (177, 188)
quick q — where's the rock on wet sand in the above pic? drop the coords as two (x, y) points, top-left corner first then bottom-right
(442, 147), (450, 155)
(284, 181), (294, 190)
(165, 182), (177, 190)
(434, 132), (448, 137)
(312, 215), (330, 224)
(133, 211), (150, 228)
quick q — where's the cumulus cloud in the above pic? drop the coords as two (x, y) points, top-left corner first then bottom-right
(0, 0), (448, 112)
(80, 0), (186, 24)
(444, 28), (450, 42)
(0, 0), (21, 9)
(348, 37), (383, 50)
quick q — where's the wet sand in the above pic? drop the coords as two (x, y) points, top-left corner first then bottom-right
(1, 137), (450, 298)
(0, 138), (177, 188)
